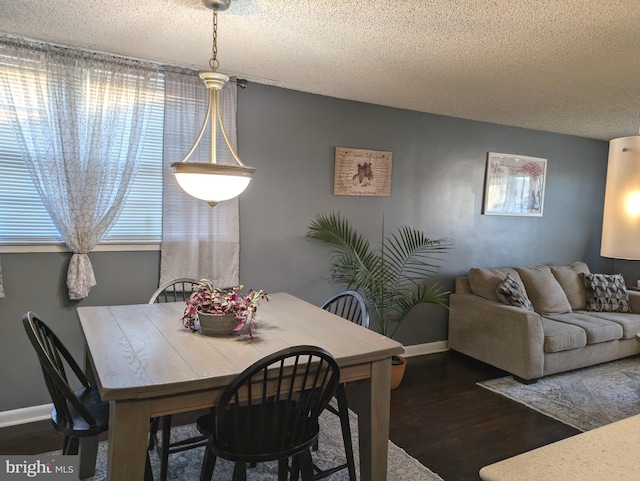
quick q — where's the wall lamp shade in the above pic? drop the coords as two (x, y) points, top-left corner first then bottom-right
(601, 136), (640, 260)
(171, 2), (255, 207)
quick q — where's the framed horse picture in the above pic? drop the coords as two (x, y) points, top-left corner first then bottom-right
(333, 147), (393, 196)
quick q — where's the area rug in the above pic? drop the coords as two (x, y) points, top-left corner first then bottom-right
(76, 408), (443, 480)
(478, 357), (640, 432)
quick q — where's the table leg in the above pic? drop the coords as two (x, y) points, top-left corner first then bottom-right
(107, 400), (151, 481)
(351, 358), (392, 481)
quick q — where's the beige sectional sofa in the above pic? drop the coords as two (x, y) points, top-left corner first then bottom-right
(449, 262), (640, 382)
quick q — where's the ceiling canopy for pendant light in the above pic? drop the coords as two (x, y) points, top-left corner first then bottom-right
(171, 0), (255, 207)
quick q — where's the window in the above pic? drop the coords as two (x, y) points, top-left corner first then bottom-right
(97, 88), (164, 244)
(0, 50), (164, 247)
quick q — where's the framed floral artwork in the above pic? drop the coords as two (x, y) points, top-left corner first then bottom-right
(483, 152), (547, 216)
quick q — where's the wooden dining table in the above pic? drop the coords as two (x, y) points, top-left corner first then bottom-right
(77, 292), (405, 481)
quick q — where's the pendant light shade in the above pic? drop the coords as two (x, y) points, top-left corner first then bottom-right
(601, 135), (640, 260)
(171, 1), (255, 207)
(172, 163), (254, 205)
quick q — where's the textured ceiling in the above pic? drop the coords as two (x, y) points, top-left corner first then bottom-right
(1, 0), (639, 141)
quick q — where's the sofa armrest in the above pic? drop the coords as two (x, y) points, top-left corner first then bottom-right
(448, 293), (545, 380)
(628, 290), (640, 313)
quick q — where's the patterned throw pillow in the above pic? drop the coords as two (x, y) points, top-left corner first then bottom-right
(581, 273), (632, 313)
(496, 274), (535, 311)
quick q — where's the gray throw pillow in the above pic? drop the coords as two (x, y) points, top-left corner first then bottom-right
(581, 273), (632, 313)
(496, 274), (535, 311)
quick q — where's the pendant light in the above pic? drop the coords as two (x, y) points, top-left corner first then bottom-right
(171, 0), (255, 207)
(601, 134), (640, 259)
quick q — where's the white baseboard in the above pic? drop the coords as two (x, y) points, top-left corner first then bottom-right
(0, 341), (448, 428)
(403, 340), (449, 357)
(0, 403), (52, 429)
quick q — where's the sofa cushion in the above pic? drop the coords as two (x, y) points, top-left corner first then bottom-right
(496, 273), (535, 311)
(551, 261), (590, 310)
(468, 267), (526, 303)
(543, 313), (623, 344)
(515, 265), (572, 314)
(541, 317), (587, 352)
(579, 311), (640, 339)
(581, 273), (632, 313)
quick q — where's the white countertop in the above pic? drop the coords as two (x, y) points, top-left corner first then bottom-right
(480, 413), (640, 481)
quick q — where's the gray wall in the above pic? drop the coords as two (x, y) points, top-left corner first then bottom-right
(238, 84), (612, 341)
(0, 251), (160, 411)
(0, 83), (618, 412)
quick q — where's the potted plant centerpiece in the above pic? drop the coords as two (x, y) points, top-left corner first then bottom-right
(181, 280), (269, 338)
(306, 212), (452, 388)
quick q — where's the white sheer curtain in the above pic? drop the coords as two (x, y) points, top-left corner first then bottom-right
(160, 69), (240, 287)
(0, 36), (161, 299)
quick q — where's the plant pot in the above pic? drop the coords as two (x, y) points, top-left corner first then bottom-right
(198, 312), (238, 337)
(390, 355), (407, 390)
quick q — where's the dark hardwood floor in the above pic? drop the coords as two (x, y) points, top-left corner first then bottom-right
(388, 351), (579, 480)
(0, 351), (579, 480)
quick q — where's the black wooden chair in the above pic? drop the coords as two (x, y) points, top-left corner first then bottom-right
(321, 290), (369, 329)
(22, 312), (152, 480)
(197, 345), (341, 481)
(147, 277), (206, 481)
(148, 277), (198, 304)
(311, 290), (369, 481)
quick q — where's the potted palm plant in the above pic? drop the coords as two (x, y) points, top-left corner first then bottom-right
(181, 280), (269, 338)
(306, 211), (452, 388)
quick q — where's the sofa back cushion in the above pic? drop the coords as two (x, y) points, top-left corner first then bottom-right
(515, 265), (572, 314)
(550, 261), (590, 310)
(468, 267), (526, 303)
